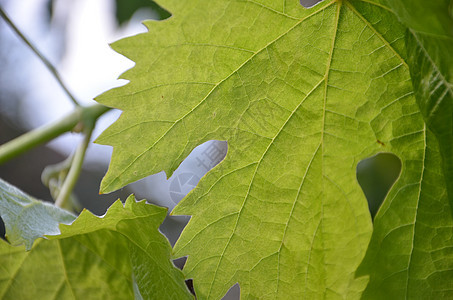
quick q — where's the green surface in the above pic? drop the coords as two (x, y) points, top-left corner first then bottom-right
(0, 196), (192, 299)
(95, 0), (453, 298)
(0, 238), (135, 299)
(114, 0), (170, 25)
(390, 0), (453, 207)
(0, 178), (76, 250)
(357, 0), (453, 298)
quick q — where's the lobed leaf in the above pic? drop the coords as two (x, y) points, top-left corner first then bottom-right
(0, 178), (76, 250)
(356, 0), (453, 298)
(391, 0), (453, 202)
(96, 0), (453, 298)
(0, 196), (192, 299)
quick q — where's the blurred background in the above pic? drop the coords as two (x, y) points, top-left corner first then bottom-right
(0, 0), (401, 299)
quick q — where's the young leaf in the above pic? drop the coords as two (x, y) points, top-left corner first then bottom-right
(0, 196), (192, 299)
(96, 0), (453, 298)
(0, 178), (76, 250)
(54, 196), (192, 299)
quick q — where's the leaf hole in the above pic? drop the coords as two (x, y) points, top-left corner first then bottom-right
(299, 0), (324, 8)
(222, 283), (240, 300)
(171, 257), (197, 296)
(0, 216), (5, 241)
(168, 140), (227, 206)
(172, 256), (187, 269)
(185, 279), (196, 296)
(356, 152), (401, 220)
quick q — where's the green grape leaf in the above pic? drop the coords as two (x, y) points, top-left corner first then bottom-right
(356, 0), (453, 298)
(387, 0), (453, 202)
(96, 0), (453, 298)
(0, 178), (76, 250)
(0, 196), (192, 299)
(382, 0), (453, 37)
(406, 32), (453, 198)
(0, 238), (136, 299)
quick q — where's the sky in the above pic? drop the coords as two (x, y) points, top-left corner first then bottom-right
(1, 0), (144, 166)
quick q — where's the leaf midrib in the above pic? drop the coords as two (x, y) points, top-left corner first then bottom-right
(165, 0), (415, 297)
(207, 1), (344, 296)
(404, 123), (427, 299)
(56, 240), (77, 300)
(0, 243), (29, 299)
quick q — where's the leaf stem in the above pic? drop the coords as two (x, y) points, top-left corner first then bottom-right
(0, 5), (80, 106)
(0, 104), (110, 164)
(54, 124), (94, 208)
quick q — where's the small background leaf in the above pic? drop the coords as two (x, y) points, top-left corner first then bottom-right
(55, 196), (192, 299)
(0, 178), (76, 250)
(0, 196), (192, 299)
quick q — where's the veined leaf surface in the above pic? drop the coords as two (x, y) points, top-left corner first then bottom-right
(96, 0), (453, 298)
(385, 0), (453, 200)
(0, 196), (192, 299)
(0, 178), (76, 250)
(357, 0), (453, 298)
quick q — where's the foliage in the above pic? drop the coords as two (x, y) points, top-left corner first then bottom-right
(114, 0), (171, 25)
(0, 194), (191, 299)
(94, 0), (453, 298)
(391, 0), (453, 204)
(0, 178), (75, 250)
(0, 0), (452, 299)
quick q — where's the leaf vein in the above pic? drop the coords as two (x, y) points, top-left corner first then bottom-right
(103, 1), (335, 191)
(345, 1), (408, 69)
(404, 123), (427, 299)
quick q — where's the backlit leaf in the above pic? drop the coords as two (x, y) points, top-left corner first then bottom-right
(0, 196), (192, 299)
(96, 0), (453, 298)
(0, 178), (75, 250)
(356, 0), (453, 298)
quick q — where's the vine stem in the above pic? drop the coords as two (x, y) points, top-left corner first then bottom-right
(0, 104), (110, 165)
(0, 5), (80, 106)
(0, 5), (113, 209)
(54, 124), (93, 208)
